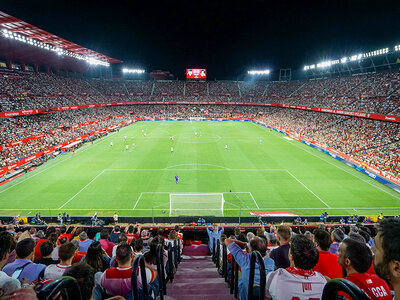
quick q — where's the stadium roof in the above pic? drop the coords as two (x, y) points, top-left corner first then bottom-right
(0, 10), (121, 69)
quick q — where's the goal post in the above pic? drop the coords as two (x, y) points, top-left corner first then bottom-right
(169, 193), (225, 216)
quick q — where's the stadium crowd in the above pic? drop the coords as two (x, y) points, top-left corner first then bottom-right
(1, 69), (400, 115)
(0, 219), (399, 299)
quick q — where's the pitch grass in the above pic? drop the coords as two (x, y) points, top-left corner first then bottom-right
(0, 121), (399, 218)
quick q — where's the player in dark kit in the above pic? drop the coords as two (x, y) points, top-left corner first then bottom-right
(175, 175), (179, 184)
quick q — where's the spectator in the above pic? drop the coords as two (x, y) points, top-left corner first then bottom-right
(265, 235), (327, 299)
(312, 229), (342, 279)
(112, 233), (128, 257)
(99, 229), (115, 257)
(71, 239), (86, 264)
(2, 238), (46, 283)
(0, 233), (21, 296)
(63, 263), (95, 300)
(99, 244), (134, 298)
(206, 224), (224, 254)
(225, 236), (275, 300)
(338, 238), (391, 299)
(82, 241), (110, 273)
(79, 231), (93, 252)
(270, 225), (291, 269)
(44, 242), (75, 280)
(52, 236), (68, 261)
(329, 228), (345, 255)
(34, 241), (59, 266)
(109, 225), (121, 244)
(374, 218), (400, 299)
(126, 224), (141, 244)
(134, 238), (144, 256)
(58, 225), (76, 242)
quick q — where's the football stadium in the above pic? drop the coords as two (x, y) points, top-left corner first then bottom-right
(0, 1), (400, 299)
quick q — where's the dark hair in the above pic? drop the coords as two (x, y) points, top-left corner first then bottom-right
(358, 230), (371, 243)
(313, 229), (331, 251)
(234, 227), (241, 236)
(48, 233), (59, 246)
(348, 232), (366, 243)
(16, 238), (35, 259)
(277, 225), (291, 241)
(60, 226), (67, 234)
(237, 233), (247, 243)
(0, 233), (11, 260)
(134, 238), (143, 252)
(290, 235), (319, 270)
(63, 263), (95, 300)
(144, 236), (161, 265)
(40, 241), (54, 257)
(377, 218), (400, 265)
(118, 233), (127, 244)
(100, 229), (109, 240)
(116, 243), (132, 265)
(58, 242), (76, 261)
(174, 225), (180, 232)
(59, 236), (68, 245)
(249, 237), (267, 257)
(83, 241), (107, 272)
(168, 230), (176, 240)
(114, 225), (121, 232)
(342, 238), (372, 273)
(45, 226), (56, 238)
(127, 225), (134, 234)
(332, 229), (345, 243)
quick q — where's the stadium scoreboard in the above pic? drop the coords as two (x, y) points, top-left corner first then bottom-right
(186, 68), (206, 79)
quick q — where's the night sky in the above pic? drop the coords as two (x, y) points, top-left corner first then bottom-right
(1, 0), (400, 79)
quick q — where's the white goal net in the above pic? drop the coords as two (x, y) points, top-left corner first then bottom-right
(169, 193), (224, 216)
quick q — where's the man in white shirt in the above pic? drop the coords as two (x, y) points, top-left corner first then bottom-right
(265, 235), (327, 300)
(44, 242), (75, 280)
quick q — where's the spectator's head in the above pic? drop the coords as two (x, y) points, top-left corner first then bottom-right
(118, 233), (127, 244)
(338, 238), (372, 277)
(40, 241), (54, 258)
(58, 242), (76, 263)
(16, 238), (35, 260)
(0, 233), (11, 268)
(247, 232), (255, 241)
(29, 228), (36, 236)
(313, 229), (331, 251)
(234, 227), (241, 237)
(331, 228), (345, 243)
(116, 243), (133, 266)
(220, 234), (227, 244)
(249, 236), (267, 257)
(45, 226), (56, 238)
(348, 232), (366, 243)
(63, 263), (95, 300)
(134, 238), (143, 252)
(71, 239), (79, 250)
(127, 225), (134, 234)
(276, 225), (291, 243)
(174, 225), (180, 233)
(358, 230), (371, 244)
(83, 241), (105, 272)
(48, 232), (58, 246)
(237, 233), (247, 243)
(79, 231), (88, 241)
(141, 230), (149, 238)
(267, 233), (278, 245)
(374, 218), (400, 289)
(113, 225), (121, 233)
(290, 235), (319, 270)
(60, 225), (67, 234)
(36, 230), (45, 239)
(100, 229), (109, 240)
(168, 230), (176, 240)
(59, 236), (68, 245)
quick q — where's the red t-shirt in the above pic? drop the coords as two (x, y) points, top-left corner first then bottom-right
(126, 232), (140, 244)
(345, 273), (392, 300)
(73, 251), (87, 264)
(34, 239), (48, 259)
(312, 251), (342, 279)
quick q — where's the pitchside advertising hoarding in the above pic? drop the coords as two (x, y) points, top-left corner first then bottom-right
(186, 68), (206, 79)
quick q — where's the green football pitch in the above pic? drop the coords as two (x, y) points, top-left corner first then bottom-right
(0, 121), (399, 218)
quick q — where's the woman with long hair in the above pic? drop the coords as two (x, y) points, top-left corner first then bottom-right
(82, 241), (110, 273)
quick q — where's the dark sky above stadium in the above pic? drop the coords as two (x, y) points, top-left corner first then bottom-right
(1, 0), (400, 79)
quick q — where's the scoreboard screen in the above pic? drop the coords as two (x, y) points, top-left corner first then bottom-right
(186, 68), (206, 79)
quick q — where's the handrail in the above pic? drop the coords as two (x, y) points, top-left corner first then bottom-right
(131, 255), (149, 300)
(157, 243), (167, 299)
(173, 238), (179, 269)
(37, 276), (81, 300)
(230, 256), (239, 298)
(166, 242), (175, 283)
(212, 238), (217, 263)
(248, 251), (266, 300)
(222, 243), (228, 282)
(216, 238), (221, 269)
(321, 278), (369, 300)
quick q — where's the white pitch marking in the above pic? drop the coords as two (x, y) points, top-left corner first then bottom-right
(249, 192), (260, 209)
(286, 170), (330, 208)
(58, 170), (105, 209)
(132, 192), (143, 210)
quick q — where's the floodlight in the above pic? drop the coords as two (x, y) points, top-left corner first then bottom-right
(122, 68), (145, 74)
(247, 70), (270, 75)
(341, 57), (347, 63)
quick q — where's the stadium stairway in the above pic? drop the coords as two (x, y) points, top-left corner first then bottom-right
(164, 244), (234, 300)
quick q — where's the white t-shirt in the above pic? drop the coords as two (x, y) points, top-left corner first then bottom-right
(0, 271), (21, 295)
(265, 267), (327, 300)
(44, 264), (71, 280)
